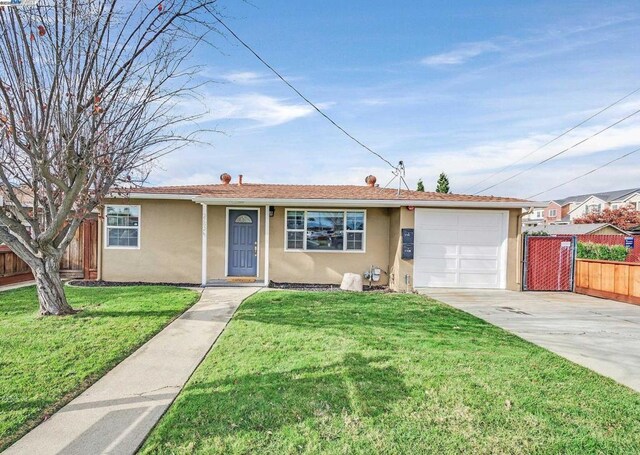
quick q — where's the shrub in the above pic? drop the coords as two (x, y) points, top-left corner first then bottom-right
(525, 230), (549, 236)
(577, 242), (629, 262)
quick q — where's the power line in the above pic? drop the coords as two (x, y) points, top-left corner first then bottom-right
(212, 15), (397, 170)
(475, 106), (640, 194)
(463, 86), (640, 193)
(527, 146), (640, 200)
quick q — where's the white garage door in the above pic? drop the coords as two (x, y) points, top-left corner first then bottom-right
(414, 209), (508, 289)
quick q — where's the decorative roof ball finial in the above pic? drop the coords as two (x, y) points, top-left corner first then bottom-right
(365, 175), (377, 187)
(220, 173), (232, 185)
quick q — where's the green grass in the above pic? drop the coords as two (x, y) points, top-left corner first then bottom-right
(142, 291), (640, 455)
(0, 285), (199, 450)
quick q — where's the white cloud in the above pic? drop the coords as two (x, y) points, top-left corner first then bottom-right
(421, 16), (639, 68)
(196, 93), (317, 127)
(220, 71), (274, 85)
(403, 120), (640, 198)
(421, 41), (502, 66)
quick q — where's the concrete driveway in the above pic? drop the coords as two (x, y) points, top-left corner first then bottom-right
(420, 289), (640, 393)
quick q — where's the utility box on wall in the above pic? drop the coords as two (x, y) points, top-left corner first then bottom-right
(401, 228), (414, 260)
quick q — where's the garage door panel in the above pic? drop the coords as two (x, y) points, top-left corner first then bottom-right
(423, 272), (458, 286)
(415, 244), (458, 257)
(458, 245), (500, 257)
(415, 229), (459, 244)
(416, 212), (459, 228)
(458, 273), (500, 287)
(415, 258), (458, 272)
(459, 258), (498, 271)
(414, 209), (507, 289)
(457, 230), (502, 245)
(458, 212), (502, 227)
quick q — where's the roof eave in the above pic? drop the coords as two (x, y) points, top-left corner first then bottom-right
(108, 193), (198, 200)
(192, 196), (537, 209)
(108, 193), (538, 208)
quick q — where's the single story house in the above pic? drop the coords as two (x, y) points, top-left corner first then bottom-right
(98, 174), (535, 292)
(524, 223), (628, 236)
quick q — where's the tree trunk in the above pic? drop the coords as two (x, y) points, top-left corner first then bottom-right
(32, 256), (76, 316)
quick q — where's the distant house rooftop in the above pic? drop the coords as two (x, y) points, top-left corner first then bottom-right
(525, 223), (628, 236)
(552, 188), (640, 206)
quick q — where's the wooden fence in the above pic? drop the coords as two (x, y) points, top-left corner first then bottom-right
(575, 258), (640, 305)
(0, 217), (98, 286)
(0, 246), (33, 286)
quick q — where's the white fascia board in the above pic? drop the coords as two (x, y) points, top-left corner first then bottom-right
(107, 193), (198, 200)
(191, 197), (539, 209)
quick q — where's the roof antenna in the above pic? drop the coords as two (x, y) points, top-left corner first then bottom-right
(384, 161), (411, 195)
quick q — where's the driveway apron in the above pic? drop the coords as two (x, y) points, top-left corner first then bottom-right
(420, 289), (640, 393)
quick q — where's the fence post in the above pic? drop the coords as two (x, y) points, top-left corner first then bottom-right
(522, 235), (529, 291)
(569, 236), (577, 292)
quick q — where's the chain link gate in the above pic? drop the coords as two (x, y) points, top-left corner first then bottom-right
(523, 236), (577, 291)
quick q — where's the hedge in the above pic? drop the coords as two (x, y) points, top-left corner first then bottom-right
(577, 242), (629, 262)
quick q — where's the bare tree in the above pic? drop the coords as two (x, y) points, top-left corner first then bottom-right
(0, 0), (218, 315)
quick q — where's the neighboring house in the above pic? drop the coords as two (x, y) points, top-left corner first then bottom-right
(523, 188), (640, 227)
(98, 174), (534, 292)
(524, 223), (628, 236)
(522, 201), (562, 228)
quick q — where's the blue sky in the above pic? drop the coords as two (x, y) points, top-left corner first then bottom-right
(155, 0), (640, 200)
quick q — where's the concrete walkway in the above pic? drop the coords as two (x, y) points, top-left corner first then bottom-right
(420, 289), (640, 392)
(0, 280), (35, 292)
(6, 287), (258, 455)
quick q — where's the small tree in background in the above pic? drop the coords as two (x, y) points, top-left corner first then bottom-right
(435, 172), (450, 193)
(574, 205), (640, 231)
(416, 179), (425, 192)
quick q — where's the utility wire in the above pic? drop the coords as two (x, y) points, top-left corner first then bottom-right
(475, 106), (640, 194)
(212, 15), (397, 169)
(527, 146), (640, 199)
(464, 86), (640, 193)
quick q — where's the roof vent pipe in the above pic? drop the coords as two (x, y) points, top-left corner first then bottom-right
(365, 175), (377, 187)
(238, 174), (243, 186)
(220, 173), (231, 185)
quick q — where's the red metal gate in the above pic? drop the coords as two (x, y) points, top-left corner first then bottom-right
(523, 236), (576, 291)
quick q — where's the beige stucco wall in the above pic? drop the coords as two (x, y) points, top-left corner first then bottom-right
(101, 199), (202, 283)
(507, 208), (523, 291)
(591, 225), (627, 235)
(268, 207), (391, 285)
(388, 207), (415, 292)
(99, 200), (523, 291)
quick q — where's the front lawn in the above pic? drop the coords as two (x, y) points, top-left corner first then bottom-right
(142, 291), (640, 454)
(0, 285), (199, 450)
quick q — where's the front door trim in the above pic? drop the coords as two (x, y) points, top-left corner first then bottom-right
(225, 207), (260, 277)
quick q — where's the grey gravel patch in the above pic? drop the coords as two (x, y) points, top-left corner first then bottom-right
(68, 280), (199, 288)
(268, 281), (390, 293)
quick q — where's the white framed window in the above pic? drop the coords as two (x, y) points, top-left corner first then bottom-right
(586, 204), (601, 214)
(285, 209), (366, 252)
(534, 210), (544, 218)
(105, 205), (140, 248)
(548, 209), (557, 217)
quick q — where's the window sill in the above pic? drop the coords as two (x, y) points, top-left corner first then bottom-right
(284, 249), (366, 254)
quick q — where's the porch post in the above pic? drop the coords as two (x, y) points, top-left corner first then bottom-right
(201, 203), (208, 287)
(264, 204), (270, 285)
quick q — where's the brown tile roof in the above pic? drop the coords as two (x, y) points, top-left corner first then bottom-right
(127, 183), (529, 203)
